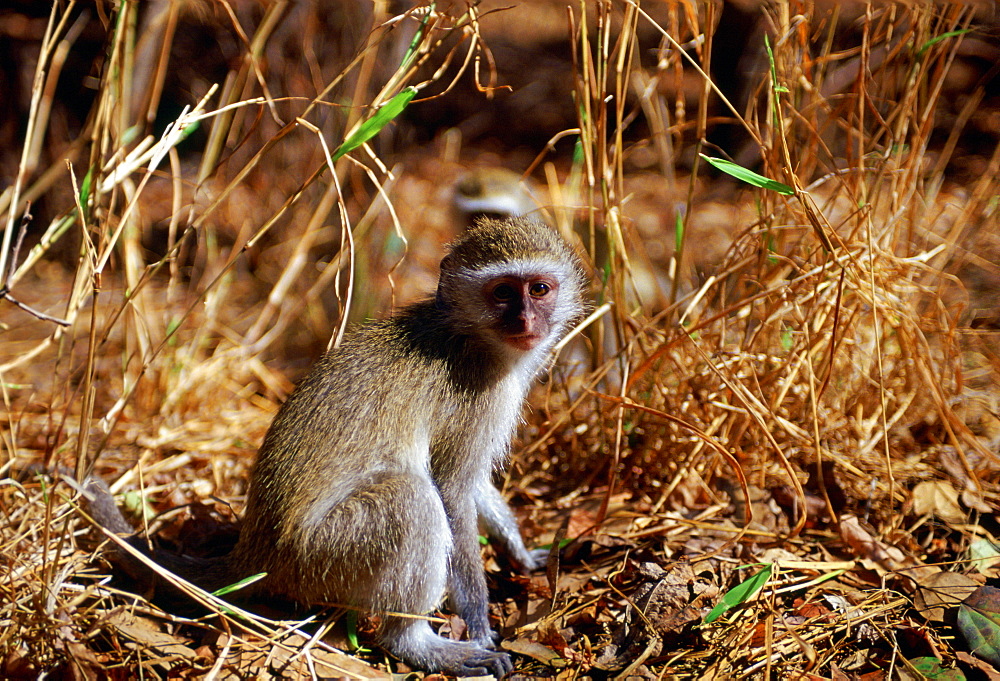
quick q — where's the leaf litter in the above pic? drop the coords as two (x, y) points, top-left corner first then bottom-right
(2, 1), (1000, 679)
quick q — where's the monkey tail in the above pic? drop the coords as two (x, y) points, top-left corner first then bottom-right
(83, 477), (233, 596)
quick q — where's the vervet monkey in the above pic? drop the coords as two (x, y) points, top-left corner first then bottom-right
(452, 167), (540, 226)
(86, 217), (589, 677)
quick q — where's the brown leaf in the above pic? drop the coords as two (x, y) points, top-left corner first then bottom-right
(107, 610), (197, 660)
(637, 562), (712, 634)
(839, 515), (938, 582)
(912, 480), (966, 523)
(566, 505), (600, 538)
(502, 639), (568, 668)
(956, 651), (1000, 680)
(914, 571), (980, 622)
(829, 661), (850, 680)
(962, 490), (994, 514)
(61, 641), (103, 681)
(234, 633), (391, 678)
(2, 648), (39, 679)
(794, 597), (832, 620)
(535, 618), (572, 655)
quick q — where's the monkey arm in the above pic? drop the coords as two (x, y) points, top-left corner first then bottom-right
(437, 480), (494, 646)
(477, 482), (545, 572)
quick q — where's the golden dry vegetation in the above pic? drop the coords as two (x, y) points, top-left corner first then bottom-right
(2, 1), (1000, 678)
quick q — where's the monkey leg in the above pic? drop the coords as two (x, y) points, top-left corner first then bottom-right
(291, 471), (451, 610)
(297, 472), (512, 677)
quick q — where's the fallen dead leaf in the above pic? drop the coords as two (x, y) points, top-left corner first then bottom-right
(839, 515), (939, 582)
(912, 480), (966, 523)
(956, 650), (1000, 680)
(914, 571), (980, 622)
(106, 609), (198, 661)
(502, 638), (568, 668)
(961, 489), (995, 514)
(232, 633), (390, 679)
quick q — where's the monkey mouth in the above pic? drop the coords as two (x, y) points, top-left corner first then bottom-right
(504, 333), (541, 351)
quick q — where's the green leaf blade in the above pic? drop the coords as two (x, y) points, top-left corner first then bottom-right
(917, 29), (972, 58)
(333, 87), (418, 161)
(212, 572), (268, 597)
(703, 563), (773, 624)
(700, 155), (794, 195)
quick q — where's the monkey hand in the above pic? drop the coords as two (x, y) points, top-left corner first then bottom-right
(518, 546), (553, 573)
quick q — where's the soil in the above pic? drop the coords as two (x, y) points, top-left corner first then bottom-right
(2, 1), (1000, 679)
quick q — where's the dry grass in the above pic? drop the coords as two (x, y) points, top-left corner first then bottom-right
(2, 1), (999, 678)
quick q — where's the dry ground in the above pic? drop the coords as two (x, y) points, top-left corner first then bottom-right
(3, 1), (1000, 678)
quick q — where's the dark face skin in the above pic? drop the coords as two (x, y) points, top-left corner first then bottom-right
(483, 275), (560, 351)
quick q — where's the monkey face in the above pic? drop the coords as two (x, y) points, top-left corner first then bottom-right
(435, 218), (589, 359)
(483, 275), (561, 351)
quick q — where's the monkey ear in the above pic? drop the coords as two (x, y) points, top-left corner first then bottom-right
(435, 254), (455, 309)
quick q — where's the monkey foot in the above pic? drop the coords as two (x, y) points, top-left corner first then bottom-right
(386, 622), (514, 678)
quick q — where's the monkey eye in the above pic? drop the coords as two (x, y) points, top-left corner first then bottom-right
(528, 282), (551, 297)
(491, 283), (518, 302)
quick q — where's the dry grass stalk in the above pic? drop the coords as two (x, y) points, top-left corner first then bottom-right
(1, 0), (999, 677)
